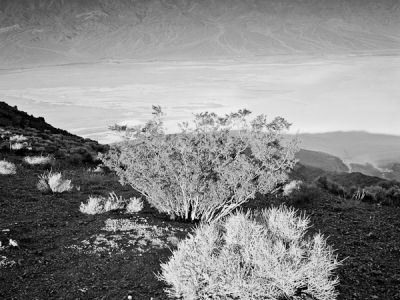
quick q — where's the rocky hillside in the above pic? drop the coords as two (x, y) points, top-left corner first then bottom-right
(0, 101), (74, 136)
(294, 131), (400, 181)
(0, 101), (108, 164)
(296, 149), (349, 173)
(0, 0), (399, 67)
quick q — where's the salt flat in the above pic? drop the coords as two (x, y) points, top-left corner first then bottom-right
(0, 55), (399, 144)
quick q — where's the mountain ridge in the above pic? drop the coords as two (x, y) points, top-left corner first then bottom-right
(0, 0), (399, 67)
(0, 101), (76, 137)
(294, 131), (400, 168)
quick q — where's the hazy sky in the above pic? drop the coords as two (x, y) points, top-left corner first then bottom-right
(0, 55), (399, 143)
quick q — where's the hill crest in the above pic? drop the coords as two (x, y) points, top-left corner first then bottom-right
(0, 101), (108, 164)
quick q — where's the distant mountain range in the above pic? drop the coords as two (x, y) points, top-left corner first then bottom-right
(295, 131), (400, 167)
(0, 0), (399, 67)
(293, 131), (400, 181)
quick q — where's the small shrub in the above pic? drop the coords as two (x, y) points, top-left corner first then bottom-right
(0, 160), (16, 175)
(87, 166), (102, 173)
(315, 176), (347, 198)
(66, 153), (85, 165)
(9, 135), (27, 143)
(384, 186), (400, 206)
(282, 180), (302, 196)
(24, 155), (53, 166)
(363, 185), (386, 203)
(9, 135), (29, 152)
(287, 182), (322, 205)
(10, 142), (26, 150)
(125, 197), (144, 213)
(160, 206), (340, 300)
(82, 170), (108, 184)
(37, 171), (73, 193)
(103, 218), (141, 232)
(79, 192), (127, 215)
(349, 184), (400, 206)
(101, 106), (297, 222)
(350, 186), (365, 201)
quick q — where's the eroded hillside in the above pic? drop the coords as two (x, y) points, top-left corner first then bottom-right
(0, 0), (399, 67)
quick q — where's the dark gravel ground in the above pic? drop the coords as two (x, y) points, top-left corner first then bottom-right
(1, 159), (400, 300)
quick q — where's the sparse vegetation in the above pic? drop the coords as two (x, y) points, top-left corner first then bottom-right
(125, 197), (144, 213)
(282, 180), (302, 196)
(316, 176), (347, 198)
(37, 171), (73, 193)
(79, 192), (142, 215)
(103, 218), (142, 232)
(0, 102), (108, 165)
(79, 192), (124, 215)
(10, 142), (26, 151)
(0, 160), (16, 175)
(101, 106), (297, 222)
(160, 206), (340, 300)
(23, 155), (53, 166)
(286, 182), (323, 205)
(9, 134), (27, 143)
(313, 175), (400, 207)
(349, 185), (400, 206)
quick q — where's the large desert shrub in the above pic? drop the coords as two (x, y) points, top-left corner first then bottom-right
(100, 107), (297, 222)
(160, 206), (340, 300)
(37, 171), (73, 193)
(0, 160), (16, 175)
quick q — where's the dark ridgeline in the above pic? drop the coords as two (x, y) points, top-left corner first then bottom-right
(0, 101), (75, 136)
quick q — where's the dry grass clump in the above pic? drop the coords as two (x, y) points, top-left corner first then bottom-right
(9, 135), (30, 151)
(160, 206), (340, 300)
(102, 218), (142, 232)
(37, 171), (73, 193)
(9, 134), (27, 143)
(0, 255), (16, 268)
(10, 142), (26, 150)
(80, 192), (142, 215)
(24, 155), (53, 166)
(0, 160), (16, 175)
(79, 192), (124, 215)
(125, 197), (144, 213)
(283, 182), (323, 206)
(282, 180), (302, 196)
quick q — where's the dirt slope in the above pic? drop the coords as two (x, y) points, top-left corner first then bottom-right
(1, 158), (399, 299)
